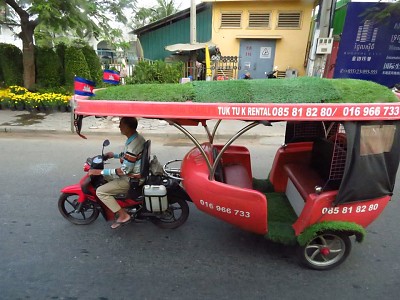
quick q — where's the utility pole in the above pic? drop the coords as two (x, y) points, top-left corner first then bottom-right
(312, 0), (334, 77)
(190, 0), (196, 44)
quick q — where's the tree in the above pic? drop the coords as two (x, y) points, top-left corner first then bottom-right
(131, 7), (154, 29)
(361, 0), (400, 25)
(150, 0), (180, 22)
(132, 0), (180, 29)
(3, 0), (135, 90)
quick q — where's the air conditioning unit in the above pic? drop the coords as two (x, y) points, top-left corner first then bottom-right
(316, 37), (334, 54)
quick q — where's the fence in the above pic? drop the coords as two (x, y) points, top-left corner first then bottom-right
(184, 56), (239, 80)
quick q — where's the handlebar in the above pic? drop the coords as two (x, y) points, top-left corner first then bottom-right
(163, 159), (183, 181)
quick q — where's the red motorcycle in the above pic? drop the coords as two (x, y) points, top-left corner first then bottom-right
(58, 139), (190, 229)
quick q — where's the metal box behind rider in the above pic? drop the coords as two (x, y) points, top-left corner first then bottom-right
(143, 185), (168, 212)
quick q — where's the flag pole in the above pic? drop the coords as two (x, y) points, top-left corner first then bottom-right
(71, 75), (76, 133)
(70, 94), (75, 133)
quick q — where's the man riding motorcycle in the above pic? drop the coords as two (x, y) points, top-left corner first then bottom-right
(88, 117), (146, 229)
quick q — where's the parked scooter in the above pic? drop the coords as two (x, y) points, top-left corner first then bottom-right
(266, 66), (279, 79)
(58, 139), (190, 229)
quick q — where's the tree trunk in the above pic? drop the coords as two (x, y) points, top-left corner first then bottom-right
(21, 22), (36, 90)
(6, 0), (37, 90)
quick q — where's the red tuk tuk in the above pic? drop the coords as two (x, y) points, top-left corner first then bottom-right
(71, 80), (400, 270)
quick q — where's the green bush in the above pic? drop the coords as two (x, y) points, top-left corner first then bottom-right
(81, 45), (103, 87)
(131, 60), (183, 84)
(64, 46), (91, 92)
(56, 43), (67, 86)
(35, 46), (62, 89)
(0, 43), (23, 86)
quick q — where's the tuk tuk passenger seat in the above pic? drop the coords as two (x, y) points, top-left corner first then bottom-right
(284, 137), (346, 202)
(212, 146), (253, 189)
(223, 164), (253, 189)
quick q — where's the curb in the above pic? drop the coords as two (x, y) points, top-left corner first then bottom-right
(0, 126), (285, 140)
(0, 111), (286, 139)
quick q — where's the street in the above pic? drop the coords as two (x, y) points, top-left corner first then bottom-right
(0, 133), (400, 300)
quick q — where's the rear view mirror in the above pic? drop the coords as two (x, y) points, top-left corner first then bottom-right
(103, 140), (110, 147)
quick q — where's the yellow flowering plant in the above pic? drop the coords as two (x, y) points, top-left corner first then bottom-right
(0, 86), (72, 112)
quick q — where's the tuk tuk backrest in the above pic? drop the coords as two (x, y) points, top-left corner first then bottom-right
(140, 140), (151, 178)
(310, 136), (346, 190)
(310, 138), (334, 181)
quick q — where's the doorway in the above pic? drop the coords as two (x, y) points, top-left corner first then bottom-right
(238, 39), (276, 79)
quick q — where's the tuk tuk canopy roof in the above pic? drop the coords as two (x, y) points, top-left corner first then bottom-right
(77, 78), (400, 122)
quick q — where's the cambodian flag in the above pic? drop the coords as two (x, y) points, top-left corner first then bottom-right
(103, 69), (120, 84)
(74, 76), (95, 96)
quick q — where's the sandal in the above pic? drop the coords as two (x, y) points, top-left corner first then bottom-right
(111, 217), (132, 229)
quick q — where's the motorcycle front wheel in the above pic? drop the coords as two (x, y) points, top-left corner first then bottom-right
(58, 193), (99, 225)
(151, 196), (189, 229)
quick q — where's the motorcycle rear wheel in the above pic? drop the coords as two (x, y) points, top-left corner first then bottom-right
(151, 196), (189, 229)
(58, 193), (99, 225)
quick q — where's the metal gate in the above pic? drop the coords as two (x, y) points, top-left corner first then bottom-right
(184, 56), (238, 80)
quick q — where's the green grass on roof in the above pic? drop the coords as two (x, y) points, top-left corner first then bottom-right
(91, 77), (398, 103)
(93, 83), (194, 102)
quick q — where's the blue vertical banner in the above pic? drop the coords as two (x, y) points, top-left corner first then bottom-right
(334, 2), (400, 87)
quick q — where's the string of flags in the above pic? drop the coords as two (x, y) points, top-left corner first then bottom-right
(74, 69), (121, 97)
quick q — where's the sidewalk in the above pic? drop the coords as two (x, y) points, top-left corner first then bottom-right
(0, 110), (285, 139)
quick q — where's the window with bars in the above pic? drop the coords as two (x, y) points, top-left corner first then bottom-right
(220, 12), (242, 28)
(248, 12), (271, 28)
(277, 12), (302, 29)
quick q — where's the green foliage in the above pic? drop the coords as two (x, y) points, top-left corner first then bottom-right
(297, 221), (366, 246)
(133, 0), (180, 29)
(81, 45), (103, 87)
(64, 46), (91, 91)
(131, 60), (184, 84)
(92, 84), (194, 102)
(55, 43), (67, 86)
(5, 0), (134, 89)
(35, 46), (62, 89)
(360, 1), (400, 25)
(90, 77), (398, 103)
(0, 43), (23, 87)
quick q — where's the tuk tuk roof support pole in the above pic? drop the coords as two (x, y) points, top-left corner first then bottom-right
(210, 120), (222, 144)
(203, 124), (213, 143)
(170, 121), (213, 175)
(210, 121), (260, 180)
(204, 120), (222, 144)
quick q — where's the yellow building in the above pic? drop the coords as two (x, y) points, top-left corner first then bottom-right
(135, 0), (315, 79)
(205, 0), (314, 78)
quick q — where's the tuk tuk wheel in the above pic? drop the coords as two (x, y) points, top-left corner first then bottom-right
(297, 231), (351, 270)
